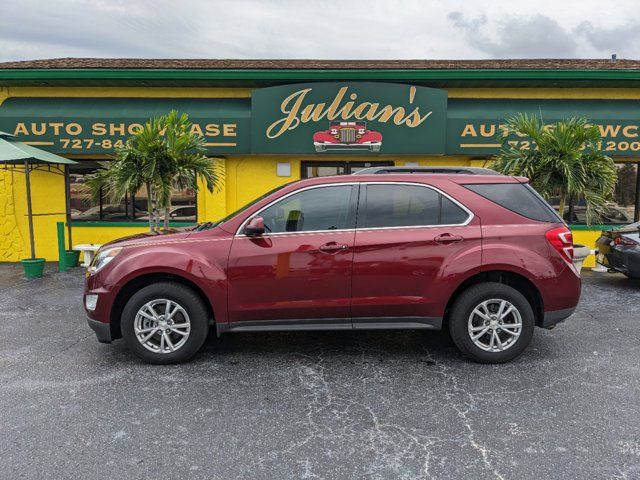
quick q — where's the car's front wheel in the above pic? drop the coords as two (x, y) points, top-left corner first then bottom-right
(448, 282), (534, 363)
(121, 282), (210, 364)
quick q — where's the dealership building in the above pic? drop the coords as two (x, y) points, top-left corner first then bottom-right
(0, 58), (639, 267)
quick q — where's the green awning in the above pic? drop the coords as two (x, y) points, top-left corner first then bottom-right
(0, 131), (77, 164)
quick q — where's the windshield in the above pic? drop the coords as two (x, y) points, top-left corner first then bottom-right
(195, 182), (293, 230)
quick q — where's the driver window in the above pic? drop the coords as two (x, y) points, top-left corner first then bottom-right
(260, 185), (353, 233)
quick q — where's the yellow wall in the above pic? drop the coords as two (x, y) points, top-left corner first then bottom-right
(572, 230), (602, 268)
(0, 84), (636, 264)
(0, 167), (66, 261)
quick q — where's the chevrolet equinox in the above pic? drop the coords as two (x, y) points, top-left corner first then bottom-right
(84, 171), (581, 364)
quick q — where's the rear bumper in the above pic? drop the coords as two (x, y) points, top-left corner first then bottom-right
(599, 248), (640, 278)
(87, 317), (112, 343)
(540, 306), (576, 329)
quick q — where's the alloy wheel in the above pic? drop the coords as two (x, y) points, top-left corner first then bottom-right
(467, 298), (522, 352)
(134, 299), (191, 354)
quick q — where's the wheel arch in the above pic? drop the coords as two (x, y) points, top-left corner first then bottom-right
(444, 269), (545, 327)
(109, 272), (215, 341)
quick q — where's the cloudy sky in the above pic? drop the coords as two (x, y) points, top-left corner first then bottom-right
(1, 0), (639, 62)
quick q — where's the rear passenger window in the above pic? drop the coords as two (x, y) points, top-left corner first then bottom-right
(441, 196), (470, 224)
(465, 183), (561, 222)
(361, 184), (469, 228)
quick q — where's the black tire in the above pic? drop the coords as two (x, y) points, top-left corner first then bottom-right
(448, 282), (534, 364)
(121, 282), (210, 364)
(622, 273), (640, 280)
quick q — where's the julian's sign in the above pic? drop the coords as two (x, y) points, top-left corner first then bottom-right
(252, 82), (448, 154)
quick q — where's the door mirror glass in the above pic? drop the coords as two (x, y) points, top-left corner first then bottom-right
(244, 216), (265, 236)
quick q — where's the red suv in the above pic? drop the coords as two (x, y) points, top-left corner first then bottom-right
(84, 170), (581, 364)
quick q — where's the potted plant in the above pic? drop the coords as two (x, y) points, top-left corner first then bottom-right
(493, 114), (617, 272)
(87, 110), (223, 231)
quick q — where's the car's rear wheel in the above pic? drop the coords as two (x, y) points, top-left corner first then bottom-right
(448, 282), (534, 363)
(121, 282), (210, 364)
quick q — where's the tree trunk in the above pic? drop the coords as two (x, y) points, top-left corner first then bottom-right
(153, 200), (160, 232)
(558, 192), (566, 221)
(150, 186), (159, 232)
(146, 183), (154, 232)
(164, 206), (170, 229)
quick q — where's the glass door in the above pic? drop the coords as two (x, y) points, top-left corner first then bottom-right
(301, 161), (395, 178)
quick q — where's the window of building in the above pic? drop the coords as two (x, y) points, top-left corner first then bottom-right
(606, 163), (638, 224)
(68, 162), (197, 222)
(301, 161), (394, 178)
(361, 184), (469, 228)
(556, 162), (639, 225)
(260, 185), (354, 233)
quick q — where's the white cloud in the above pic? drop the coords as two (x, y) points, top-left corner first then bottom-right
(0, 0), (638, 61)
(448, 12), (579, 58)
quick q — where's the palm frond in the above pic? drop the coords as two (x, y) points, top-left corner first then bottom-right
(494, 114), (617, 226)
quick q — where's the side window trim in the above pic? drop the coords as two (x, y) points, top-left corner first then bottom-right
(235, 183), (359, 236)
(356, 181), (474, 230)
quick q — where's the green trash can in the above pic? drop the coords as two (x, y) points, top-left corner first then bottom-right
(64, 250), (80, 268)
(21, 258), (46, 279)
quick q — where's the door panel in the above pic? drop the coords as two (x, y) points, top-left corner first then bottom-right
(227, 184), (358, 323)
(228, 231), (355, 322)
(351, 224), (481, 319)
(351, 183), (481, 320)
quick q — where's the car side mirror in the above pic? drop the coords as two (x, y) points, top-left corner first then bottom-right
(244, 216), (265, 237)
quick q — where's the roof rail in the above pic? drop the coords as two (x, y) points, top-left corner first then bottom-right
(352, 166), (501, 175)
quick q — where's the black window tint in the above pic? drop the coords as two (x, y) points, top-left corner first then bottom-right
(363, 185), (458, 228)
(465, 183), (561, 222)
(441, 196), (469, 224)
(261, 185), (353, 233)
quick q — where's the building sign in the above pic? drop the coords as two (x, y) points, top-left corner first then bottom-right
(251, 83), (448, 154)
(0, 98), (251, 155)
(2, 93), (640, 157)
(447, 99), (640, 157)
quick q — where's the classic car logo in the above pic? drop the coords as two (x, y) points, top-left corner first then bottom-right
(313, 121), (382, 152)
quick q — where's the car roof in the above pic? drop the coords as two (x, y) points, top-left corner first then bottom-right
(352, 166), (502, 176)
(289, 173), (524, 189)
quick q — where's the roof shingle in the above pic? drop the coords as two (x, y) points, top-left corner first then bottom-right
(0, 58), (639, 70)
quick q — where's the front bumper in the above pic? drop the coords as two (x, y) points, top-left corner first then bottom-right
(87, 317), (112, 343)
(314, 141), (381, 151)
(540, 306), (576, 329)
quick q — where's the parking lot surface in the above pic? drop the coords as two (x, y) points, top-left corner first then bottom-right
(0, 264), (639, 479)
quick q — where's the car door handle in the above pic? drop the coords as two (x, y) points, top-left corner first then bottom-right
(319, 242), (349, 253)
(434, 234), (464, 244)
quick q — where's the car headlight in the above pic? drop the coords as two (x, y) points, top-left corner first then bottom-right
(89, 247), (122, 274)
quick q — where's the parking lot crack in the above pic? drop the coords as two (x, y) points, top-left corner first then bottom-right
(426, 349), (506, 480)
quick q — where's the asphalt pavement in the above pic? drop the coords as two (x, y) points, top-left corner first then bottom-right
(0, 264), (639, 479)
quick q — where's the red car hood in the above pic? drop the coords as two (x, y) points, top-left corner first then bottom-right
(102, 225), (234, 249)
(101, 226), (197, 249)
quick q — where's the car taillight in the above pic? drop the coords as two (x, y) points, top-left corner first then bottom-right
(614, 235), (638, 246)
(545, 227), (574, 265)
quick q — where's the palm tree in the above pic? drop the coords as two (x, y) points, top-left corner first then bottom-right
(493, 114), (617, 225)
(88, 110), (223, 231)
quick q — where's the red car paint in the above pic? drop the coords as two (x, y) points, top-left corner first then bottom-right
(85, 173), (581, 343)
